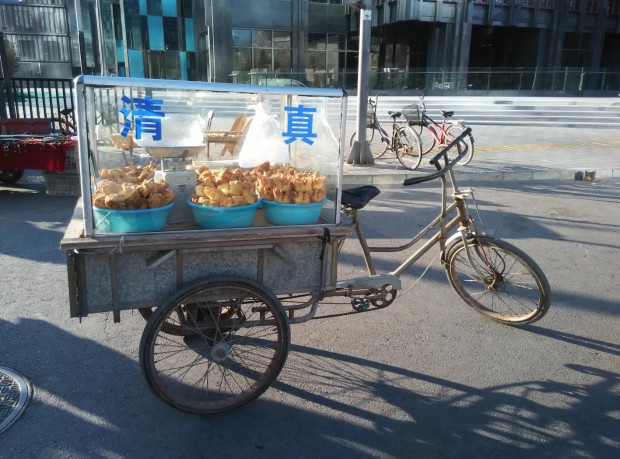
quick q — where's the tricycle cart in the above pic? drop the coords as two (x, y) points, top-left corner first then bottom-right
(61, 76), (550, 415)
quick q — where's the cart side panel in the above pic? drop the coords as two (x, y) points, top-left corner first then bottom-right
(82, 251), (177, 313)
(71, 231), (347, 317)
(262, 241), (323, 293)
(181, 248), (259, 287)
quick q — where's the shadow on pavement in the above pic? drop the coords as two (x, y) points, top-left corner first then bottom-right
(0, 181), (77, 263)
(1, 317), (617, 458)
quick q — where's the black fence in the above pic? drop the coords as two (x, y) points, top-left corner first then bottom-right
(2, 69), (619, 122)
(1, 78), (74, 120)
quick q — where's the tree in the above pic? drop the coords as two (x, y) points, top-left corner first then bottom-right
(2, 38), (19, 77)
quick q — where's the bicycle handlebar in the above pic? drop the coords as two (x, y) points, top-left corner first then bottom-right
(402, 127), (472, 187)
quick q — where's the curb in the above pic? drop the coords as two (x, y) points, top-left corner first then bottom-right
(342, 167), (619, 186)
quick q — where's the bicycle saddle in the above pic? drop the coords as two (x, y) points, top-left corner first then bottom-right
(388, 111), (402, 119)
(341, 185), (381, 210)
(441, 110), (454, 118)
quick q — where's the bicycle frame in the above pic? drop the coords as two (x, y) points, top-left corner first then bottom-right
(366, 95), (391, 144)
(330, 129), (479, 297)
(420, 112), (449, 146)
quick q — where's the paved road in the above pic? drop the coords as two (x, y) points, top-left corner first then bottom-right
(1, 176), (618, 458)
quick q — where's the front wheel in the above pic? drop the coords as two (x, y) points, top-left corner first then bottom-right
(410, 123), (436, 155)
(350, 127), (389, 159)
(0, 169), (25, 184)
(445, 124), (474, 166)
(395, 126), (423, 171)
(445, 236), (550, 325)
(139, 277), (290, 415)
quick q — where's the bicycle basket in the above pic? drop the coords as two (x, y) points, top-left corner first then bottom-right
(402, 104), (422, 124)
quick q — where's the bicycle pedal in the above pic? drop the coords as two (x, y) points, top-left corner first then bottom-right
(336, 274), (401, 291)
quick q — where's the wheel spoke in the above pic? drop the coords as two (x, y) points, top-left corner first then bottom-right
(446, 237), (550, 325)
(140, 278), (290, 414)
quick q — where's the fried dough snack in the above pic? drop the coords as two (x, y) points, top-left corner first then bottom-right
(252, 162), (326, 204)
(93, 179), (175, 210)
(192, 166), (257, 207)
(99, 162), (157, 184)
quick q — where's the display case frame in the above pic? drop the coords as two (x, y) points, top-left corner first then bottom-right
(73, 76), (348, 237)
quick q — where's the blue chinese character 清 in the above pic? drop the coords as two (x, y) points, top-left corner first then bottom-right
(282, 105), (317, 145)
(119, 95), (166, 141)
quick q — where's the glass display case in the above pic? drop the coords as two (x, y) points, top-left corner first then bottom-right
(74, 76), (347, 237)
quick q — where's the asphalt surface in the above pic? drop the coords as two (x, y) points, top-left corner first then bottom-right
(1, 125), (619, 458)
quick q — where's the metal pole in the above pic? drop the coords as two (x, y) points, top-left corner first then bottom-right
(347, 3), (373, 166)
(94, 0), (106, 75)
(74, 0), (87, 74)
(119, 0), (130, 77)
(209, 0), (216, 82)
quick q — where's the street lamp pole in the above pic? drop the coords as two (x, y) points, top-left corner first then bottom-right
(347, 0), (374, 166)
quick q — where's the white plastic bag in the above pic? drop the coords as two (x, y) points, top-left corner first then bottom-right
(238, 101), (290, 168)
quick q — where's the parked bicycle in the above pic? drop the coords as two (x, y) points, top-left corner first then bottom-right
(349, 93), (423, 170)
(408, 95), (475, 166)
(50, 108), (76, 135)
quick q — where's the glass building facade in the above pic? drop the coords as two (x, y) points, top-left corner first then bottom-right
(2, 0), (619, 93)
(120, 0), (195, 79)
(0, 0), (73, 78)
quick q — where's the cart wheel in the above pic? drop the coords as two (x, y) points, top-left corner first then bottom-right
(139, 277), (290, 415)
(0, 169), (25, 184)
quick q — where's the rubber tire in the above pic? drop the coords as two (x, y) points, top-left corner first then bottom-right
(0, 169), (25, 184)
(395, 126), (423, 170)
(445, 124), (474, 166)
(445, 236), (551, 325)
(350, 128), (389, 159)
(139, 277), (290, 415)
(411, 123), (436, 155)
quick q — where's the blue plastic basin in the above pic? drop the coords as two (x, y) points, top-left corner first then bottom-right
(262, 199), (327, 225)
(188, 199), (259, 229)
(93, 203), (173, 233)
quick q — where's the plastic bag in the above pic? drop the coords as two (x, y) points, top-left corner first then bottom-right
(136, 114), (205, 147)
(238, 101), (290, 168)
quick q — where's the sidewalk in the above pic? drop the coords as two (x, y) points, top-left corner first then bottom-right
(15, 126), (619, 187)
(343, 125), (620, 185)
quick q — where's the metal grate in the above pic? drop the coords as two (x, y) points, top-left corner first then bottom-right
(0, 367), (32, 435)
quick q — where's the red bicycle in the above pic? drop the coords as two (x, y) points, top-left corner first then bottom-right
(408, 96), (475, 166)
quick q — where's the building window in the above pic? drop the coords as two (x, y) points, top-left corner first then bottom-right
(147, 0), (163, 16)
(43, 38), (61, 61)
(163, 16), (180, 50)
(586, 0), (599, 12)
(18, 38), (36, 60)
(307, 32), (348, 87)
(540, 0), (555, 8)
(232, 28), (291, 72)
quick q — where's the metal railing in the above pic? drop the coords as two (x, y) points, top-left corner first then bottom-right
(2, 67), (619, 121)
(230, 67), (620, 93)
